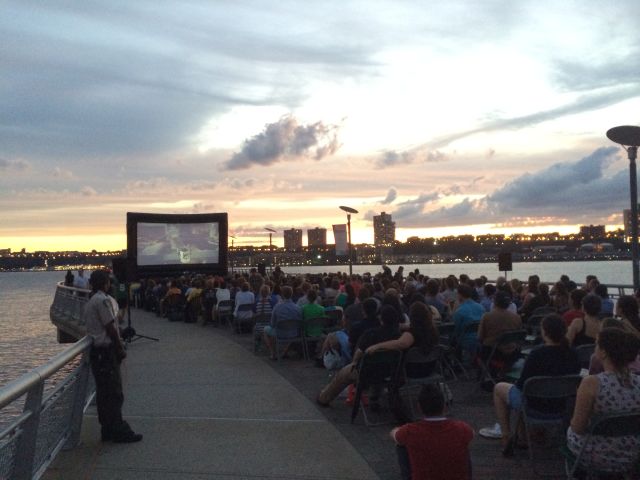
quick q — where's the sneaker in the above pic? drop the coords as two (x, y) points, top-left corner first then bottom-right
(479, 423), (502, 439)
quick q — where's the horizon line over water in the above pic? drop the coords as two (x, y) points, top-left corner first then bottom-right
(0, 260), (632, 386)
(281, 260), (633, 285)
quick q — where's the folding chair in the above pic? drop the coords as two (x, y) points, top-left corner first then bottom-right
(164, 294), (185, 322)
(437, 323), (462, 380)
(252, 313), (272, 353)
(575, 344), (595, 370)
(216, 299), (234, 327)
(232, 303), (254, 333)
(185, 294), (203, 323)
(323, 306), (343, 331)
(274, 319), (307, 362)
(564, 411), (640, 479)
(398, 346), (446, 420)
(477, 330), (527, 385)
(449, 321), (480, 379)
(350, 349), (403, 426)
(302, 316), (329, 359)
(514, 375), (582, 476)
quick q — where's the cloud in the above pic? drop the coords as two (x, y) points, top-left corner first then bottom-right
(81, 186), (97, 196)
(0, 158), (30, 171)
(52, 167), (74, 179)
(443, 176), (484, 196)
(381, 187), (397, 204)
(225, 116), (340, 170)
(377, 147), (448, 168)
(412, 147), (626, 228)
(426, 86), (640, 148)
(391, 192), (440, 220)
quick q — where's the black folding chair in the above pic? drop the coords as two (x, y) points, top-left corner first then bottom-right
(232, 303), (254, 333)
(563, 411), (640, 479)
(252, 313), (272, 353)
(477, 330), (527, 385)
(274, 319), (307, 362)
(351, 349), (403, 426)
(575, 344), (595, 370)
(216, 299), (234, 327)
(515, 375), (582, 476)
(398, 346), (447, 420)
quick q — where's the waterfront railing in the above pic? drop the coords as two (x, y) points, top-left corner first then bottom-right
(0, 336), (94, 480)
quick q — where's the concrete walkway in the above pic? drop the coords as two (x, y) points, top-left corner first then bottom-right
(44, 311), (378, 480)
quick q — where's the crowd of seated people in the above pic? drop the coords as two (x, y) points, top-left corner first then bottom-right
(127, 266), (640, 478)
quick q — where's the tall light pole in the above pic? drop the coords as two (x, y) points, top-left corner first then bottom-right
(339, 206), (359, 276)
(607, 125), (640, 292)
(229, 235), (236, 273)
(265, 227), (276, 268)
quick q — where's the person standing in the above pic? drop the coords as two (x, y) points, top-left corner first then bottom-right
(73, 267), (89, 289)
(84, 269), (142, 443)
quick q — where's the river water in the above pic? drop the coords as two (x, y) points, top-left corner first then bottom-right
(0, 260), (633, 387)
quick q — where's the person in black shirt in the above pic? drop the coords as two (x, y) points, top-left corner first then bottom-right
(317, 305), (400, 406)
(479, 314), (580, 454)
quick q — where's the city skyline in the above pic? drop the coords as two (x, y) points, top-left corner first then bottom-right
(2, 1), (639, 251)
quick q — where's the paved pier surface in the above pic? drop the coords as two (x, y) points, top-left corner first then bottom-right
(44, 311), (378, 480)
(46, 309), (565, 479)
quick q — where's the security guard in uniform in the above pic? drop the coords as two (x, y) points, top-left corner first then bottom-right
(85, 269), (142, 443)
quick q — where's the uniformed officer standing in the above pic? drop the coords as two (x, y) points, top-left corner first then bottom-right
(85, 269), (142, 443)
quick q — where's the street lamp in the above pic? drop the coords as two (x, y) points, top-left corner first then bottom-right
(339, 205), (359, 276)
(607, 125), (640, 292)
(265, 227), (276, 267)
(229, 235), (236, 273)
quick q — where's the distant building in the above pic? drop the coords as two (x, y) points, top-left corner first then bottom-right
(307, 227), (327, 247)
(283, 228), (303, 252)
(373, 212), (395, 252)
(0, 248), (10, 257)
(579, 225), (606, 239)
(623, 207), (640, 238)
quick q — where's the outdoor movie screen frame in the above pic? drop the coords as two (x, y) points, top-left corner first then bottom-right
(127, 212), (228, 276)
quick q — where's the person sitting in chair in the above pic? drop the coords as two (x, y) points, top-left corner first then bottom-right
(316, 305), (400, 406)
(567, 327), (640, 475)
(479, 314), (580, 455)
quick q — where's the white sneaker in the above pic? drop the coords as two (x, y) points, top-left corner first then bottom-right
(479, 423), (502, 439)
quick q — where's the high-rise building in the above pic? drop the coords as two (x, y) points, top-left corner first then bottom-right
(307, 227), (327, 247)
(623, 206), (640, 238)
(283, 228), (303, 252)
(579, 225), (606, 239)
(373, 211), (395, 247)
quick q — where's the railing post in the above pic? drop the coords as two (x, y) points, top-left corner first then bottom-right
(13, 379), (44, 480)
(64, 348), (91, 450)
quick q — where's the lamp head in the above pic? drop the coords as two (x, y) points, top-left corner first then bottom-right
(265, 227), (276, 233)
(607, 126), (640, 147)
(339, 205), (359, 214)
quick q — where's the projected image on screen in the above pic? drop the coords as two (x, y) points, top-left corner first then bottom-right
(137, 222), (220, 266)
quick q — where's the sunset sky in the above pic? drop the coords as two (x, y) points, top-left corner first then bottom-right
(2, 1), (639, 251)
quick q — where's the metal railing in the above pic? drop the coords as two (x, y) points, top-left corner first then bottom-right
(0, 336), (94, 480)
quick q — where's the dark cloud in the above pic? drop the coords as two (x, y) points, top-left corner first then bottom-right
(0, 158), (30, 171)
(443, 176), (484, 196)
(224, 116), (340, 170)
(0, 3), (376, 165)
(411, 147), (626, 228)
(381, 187), (397, 204)
(392, 192), (440, 220)
(377, 147), (448, 168)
